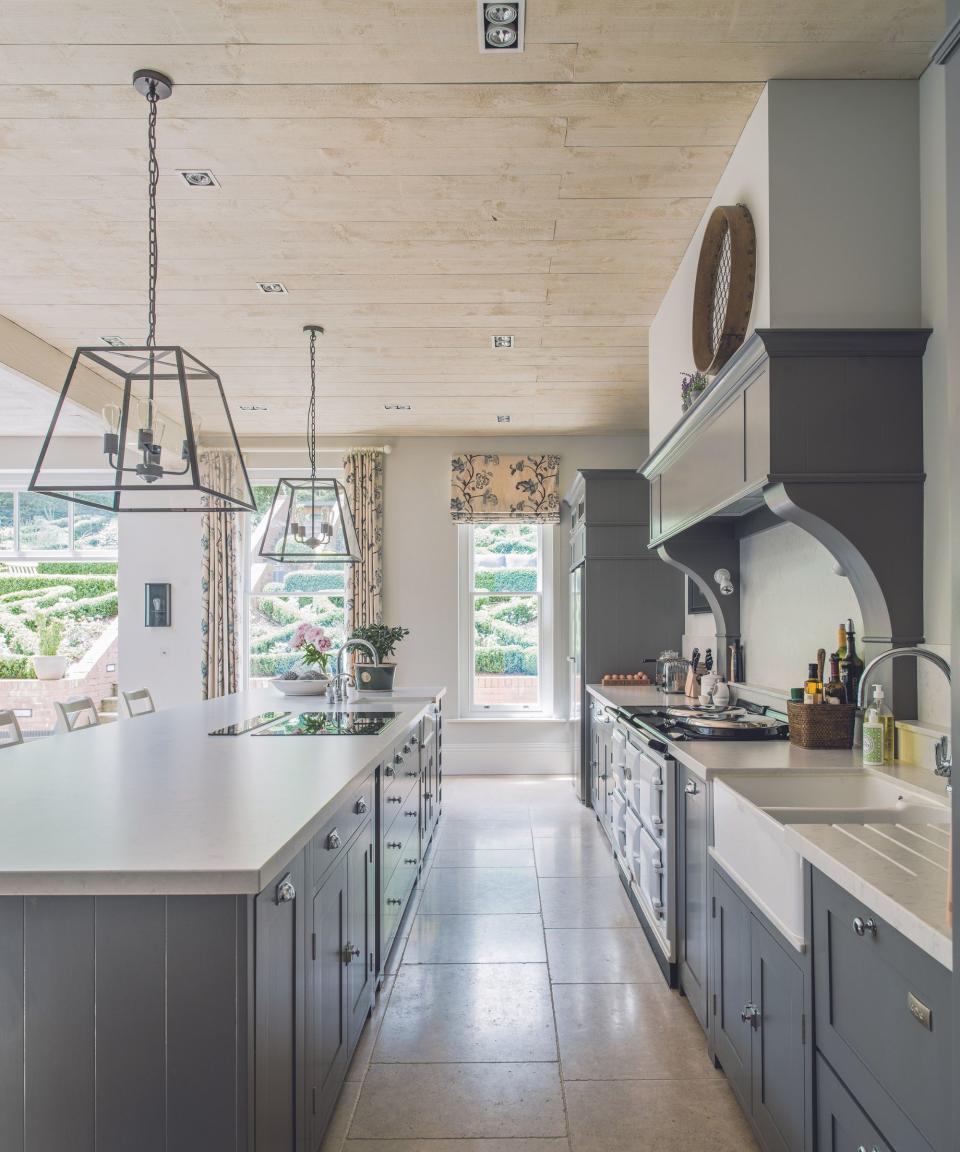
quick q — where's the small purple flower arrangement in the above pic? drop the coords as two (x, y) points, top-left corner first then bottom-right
(681, 370), (711, 414)
(291, 623), (333, 675)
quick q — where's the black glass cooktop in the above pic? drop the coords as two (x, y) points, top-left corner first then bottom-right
(253, 711), (400, 737)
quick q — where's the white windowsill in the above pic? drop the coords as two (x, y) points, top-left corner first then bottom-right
(449, 715), (564, 724)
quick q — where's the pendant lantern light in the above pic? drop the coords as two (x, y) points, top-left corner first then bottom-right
(257, 325), (361, 564)
(29, 70), (255, 513)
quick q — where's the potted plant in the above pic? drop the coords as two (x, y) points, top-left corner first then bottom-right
(32, 613), (67, 680)
(681, 370), (711, 413)
(349, 623), (410, 692)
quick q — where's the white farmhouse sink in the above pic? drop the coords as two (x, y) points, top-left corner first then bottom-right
(712, 771), (948, 950)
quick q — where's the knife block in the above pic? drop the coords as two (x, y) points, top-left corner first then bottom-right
(685, 667), (702, 698)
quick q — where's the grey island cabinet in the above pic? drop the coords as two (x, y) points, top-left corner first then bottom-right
(0, 687), (444, 1152)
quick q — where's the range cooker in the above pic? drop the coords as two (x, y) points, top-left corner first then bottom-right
(594, 697), (788, 986)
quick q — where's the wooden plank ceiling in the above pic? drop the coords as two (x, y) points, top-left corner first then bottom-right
(0, 0), (942, 437)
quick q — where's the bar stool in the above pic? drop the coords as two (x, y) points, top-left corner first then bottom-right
(0, 710), (23, 748)
(53, 696), (100, 734)
(121, 688), (156, 719)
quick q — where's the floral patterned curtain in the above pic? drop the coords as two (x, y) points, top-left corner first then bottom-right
(450, 454), (561, 524)
(343, 448), (384, 631)
(200, 451), (240, 699)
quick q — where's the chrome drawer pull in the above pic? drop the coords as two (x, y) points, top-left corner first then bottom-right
(386, 840), (402, 849)
(386, 897), (402, 907)
(326, 829), (342, 851)
(740, 1003), (760, 1027)
(355, 797), (368, 814)
(406, 770), (418, 777)
(404, 857), (418, 865)
(387, 795), (402, 804)
(853, 916), (877, 938)
(275, 874), (296, 904)
(404, 809), (417, 817)
(424, 792), (433, 800)
(342, 943), (360, 964)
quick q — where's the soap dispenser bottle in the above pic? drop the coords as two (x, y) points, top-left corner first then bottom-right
(869, 684), (895, 763)
(862, 705), (884, 766)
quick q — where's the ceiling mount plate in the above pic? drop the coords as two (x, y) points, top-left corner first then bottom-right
(132, 69), (173, 100)
(303, 324), (325, 335)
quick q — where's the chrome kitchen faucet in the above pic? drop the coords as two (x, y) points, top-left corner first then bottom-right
(329, 639), (379, 702)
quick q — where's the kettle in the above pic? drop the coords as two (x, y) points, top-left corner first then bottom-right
(661, 656), (691, 695)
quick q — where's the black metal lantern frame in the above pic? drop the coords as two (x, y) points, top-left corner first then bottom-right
(257, 326), (361, 563)
(29, 69), (255, 514)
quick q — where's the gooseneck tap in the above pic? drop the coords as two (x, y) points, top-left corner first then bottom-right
(329, 639), (379, 702)
(855, 647), (952, 785)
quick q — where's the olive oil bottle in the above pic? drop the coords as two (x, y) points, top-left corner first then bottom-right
(823, 654), (846, 704)
(840, 619), (864, 705)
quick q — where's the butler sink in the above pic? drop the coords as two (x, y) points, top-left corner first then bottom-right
(712, 771), (948, 949)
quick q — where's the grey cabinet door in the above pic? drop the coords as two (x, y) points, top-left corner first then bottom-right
(816, 1055), (894, 1152)
(751, 919), (805, 1152)
(255, 855), (306, 1152)
(589, 714), (602, 812)
(311, 852), (348, 1146)
(711, 868), (752, 1114)
(346, 828), (375, 1051)
(677, 765), (708, 1030)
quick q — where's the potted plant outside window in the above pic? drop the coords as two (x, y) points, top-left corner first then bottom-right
(33, 613), (67, 680)
(349, 624), (410, 693)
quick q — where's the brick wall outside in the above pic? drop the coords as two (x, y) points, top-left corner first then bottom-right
(0, 637), (119, 735)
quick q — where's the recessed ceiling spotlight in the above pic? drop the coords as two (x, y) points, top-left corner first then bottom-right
(479, 0), (524, 51)
(491, 334), (514, 349)
(101, 336), (126, 347)
(239, 404), (269, 411)
(497, 414), (512, 423)
(178, 169), (220, 188)
(384, 403), (413, 411)
(256, 282), (287, 294)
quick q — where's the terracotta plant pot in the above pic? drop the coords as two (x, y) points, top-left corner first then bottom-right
(33, 655), (67, 681)
(354, 663), (396, 692)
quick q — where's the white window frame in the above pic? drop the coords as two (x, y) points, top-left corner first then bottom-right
(0, 487), (118, 561)
(458, 522), (554, 718)
(241, 469), (348, 690)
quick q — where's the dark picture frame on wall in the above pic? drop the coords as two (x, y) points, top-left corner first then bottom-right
(145, 583), (171, 628)
(687, 577), (711, 614)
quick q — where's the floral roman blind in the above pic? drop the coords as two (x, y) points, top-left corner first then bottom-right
(450, 454), (561, 524)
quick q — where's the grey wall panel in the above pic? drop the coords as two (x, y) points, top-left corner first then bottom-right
(95, 897), (166, 1152)
(0, 897), (24, 1152)
(166, 896), (241, 1152)
(24, 896), (95, 1152)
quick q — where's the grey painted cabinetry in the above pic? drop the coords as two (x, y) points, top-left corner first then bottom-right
(710, 862), (807, 1152)
(811, 869), (949, 1152)
(676, 763), (708, 1030)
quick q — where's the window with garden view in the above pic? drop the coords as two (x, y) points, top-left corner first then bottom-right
(463, 523), (548, 713)
(246, 483), (348, 685)
(0, 490), (118, 681)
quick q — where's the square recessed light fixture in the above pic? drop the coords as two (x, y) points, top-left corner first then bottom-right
(101, 336), (126, 347)
(384, 403), (413, 411)
(479, 0), (524, 51)
(491, 334), (514, 349)
(178, 169), (220, 188)
(239, 404), (269, 412)
(256, 282), (287, 294)
(497, 414), (512, 423)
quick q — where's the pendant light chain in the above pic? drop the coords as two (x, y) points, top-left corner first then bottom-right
(146, 82), (160, 349)
(307, 327), (318, 478)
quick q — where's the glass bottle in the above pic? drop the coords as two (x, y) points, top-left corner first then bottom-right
(836, 623), (847, 663)
(803, 662), (822, 704)
(869, 683), (895, 762)
(823, 654), (846, 704)
(840, 619), (864, 706)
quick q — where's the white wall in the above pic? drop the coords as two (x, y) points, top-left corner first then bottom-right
(648, 89), (770, 450)
(117, 514), (202, 710)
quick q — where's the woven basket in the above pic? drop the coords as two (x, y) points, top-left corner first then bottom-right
(787, 702), (856, 750)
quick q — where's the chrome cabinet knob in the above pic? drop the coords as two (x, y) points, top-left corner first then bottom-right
(386, 840), (402, 849)
(404, 809), (417, 817)
(406, 770), (418, 777)
(409, 735), (420, 748)
(394, 753), (404, 765)
(404, 857), (417, 865)
(355, 796), (368, 814)
(403, 743), (412, 754)
(740, 1003), (760, 1026)
(684, 780), (699, 796)
(384, 765), (395, 777)
(326, 829), (342, 851)
(275, 874), (296, 904)
(342, 943), (361, 963)
(386, 897), (402, 907)
(424, 792), (433, 800)
(853, 916), (877, 938)
(387, 795), (402, 804)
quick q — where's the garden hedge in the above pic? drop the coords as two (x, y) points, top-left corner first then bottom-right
(474, 646), (538, 676)
(0, 656), (35, 679)
(473, 569), (537, 593)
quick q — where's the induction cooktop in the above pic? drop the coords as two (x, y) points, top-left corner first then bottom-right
(253, 711), (400, 737)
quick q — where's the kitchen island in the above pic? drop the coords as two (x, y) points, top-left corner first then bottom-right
(0, 686), (445, 1152)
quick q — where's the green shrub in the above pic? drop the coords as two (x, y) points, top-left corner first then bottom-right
(0, 576), (115, 598)
(250, 652), (300, 678)
(48, 593), (118, 621)
(0, 656), (35, 679)
(473, 569), (537, 593)
(258, 599), (300, 626)
(36, 562), (117, 575)
(474, 646), (537, 676)
(36, 613), (63, 656)
(492, 600), (537, 626)
(281, 571), (344, 593)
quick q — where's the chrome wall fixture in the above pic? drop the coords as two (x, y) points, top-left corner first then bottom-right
(29, 70), (254, 514)
(257, 326), (361, 564)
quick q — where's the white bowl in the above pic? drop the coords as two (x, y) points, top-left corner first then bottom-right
(270, 677), (329, 696)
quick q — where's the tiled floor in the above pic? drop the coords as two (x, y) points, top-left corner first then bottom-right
(323, 775), (759, 1152)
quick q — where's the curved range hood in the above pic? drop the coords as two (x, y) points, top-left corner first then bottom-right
(640, 328), (931, 712)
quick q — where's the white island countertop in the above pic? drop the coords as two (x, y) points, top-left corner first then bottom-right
(0, 687), (443, 897)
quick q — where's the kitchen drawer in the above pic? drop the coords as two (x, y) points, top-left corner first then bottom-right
(625, 738), (664, 837)
(382, 806), (420, 888)
(381, 857), (418, 960)
(812, 869), (950, 1152)
(816, 1055), (901, 1152)
(311, 773), (374, 887)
